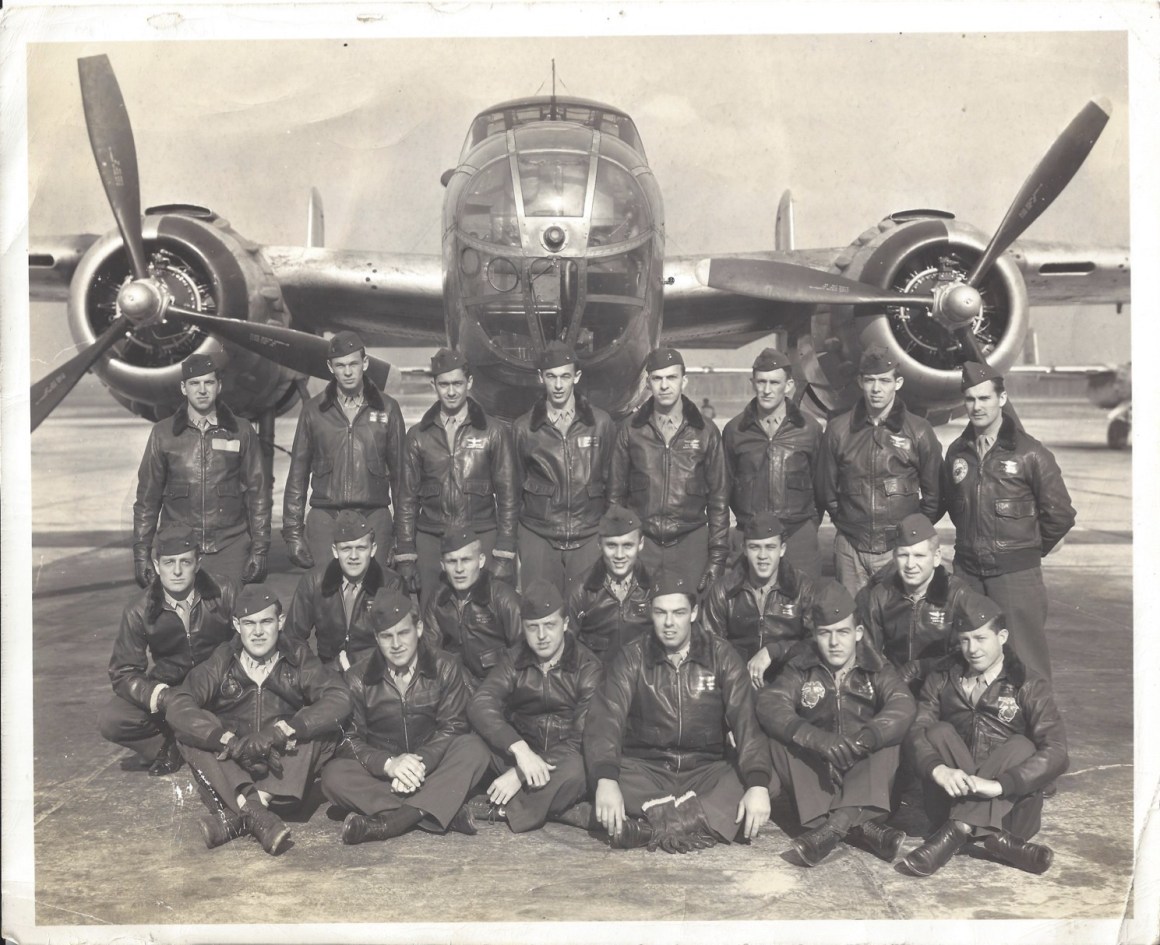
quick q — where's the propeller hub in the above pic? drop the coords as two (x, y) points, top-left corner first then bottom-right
(932, 282), (982, 330)
(117, 278), (167, 327)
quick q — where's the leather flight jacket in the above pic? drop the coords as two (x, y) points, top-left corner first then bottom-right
(285, 559), (405, 663)
(584, 624), (773, 788)
(723, 397), (823, 533)
(468, 633), (604, 762)
(165, 634), (352, 751)
(909, 648), (1069, 797)
(567, 559), (653, 662)
(338, 646), (472, 775)
(756, 641), (917, 753)
(856, 563), (970, 685)
(512, 393), (615, 547)
(108, 570), (240, 711)
(702, 558), (819, 668)
(941, 413), (1076, 577)
(282, 379), (405, 544)
(607, 395), (729, 564)
(133, 403), (270, 559)
(395, 398), (518, 556)
(818, 397), (943, 554)
(420, 570), (523, 685)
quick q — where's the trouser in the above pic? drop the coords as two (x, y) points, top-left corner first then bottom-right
(179, 733), (338, 816)
(956, 566), (1051, 680)
(517, 529), (601, 599)
(321, 734), (490, 830)
(617, 756), (746, 844)
(485, 746), (589, 833)
(833, 531), (893, 598)
(416, 527), (498, 609)
(919, 721), (1042, 838)
(769, 737), (899, 827)
(98, 693), (170, 763)
(306, 506), (394, 572)
(199, 528), (251, 586)
(641, 525), (709, 588)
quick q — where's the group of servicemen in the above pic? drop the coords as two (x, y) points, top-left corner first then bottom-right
(99, 327), (1075, 877)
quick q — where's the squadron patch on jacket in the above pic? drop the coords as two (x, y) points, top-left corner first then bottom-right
(367, 410), (390, 423)
(952, 457), (969, 484)
(464, 437), (487, 449)
(221, 674), (243, 699)
(778, 600), (798, 618)
(211, 437), (240, 452)
(577, 435), (599, 448)
(690, 671), (717, 694)
(889, 434), (911, 451)
(997, 694), (1019, 723)
(1000, 460), (1020, 475)
(800, 679), (826, 708)
(927, 608), (946, 627)
(683, 439), (701, 450)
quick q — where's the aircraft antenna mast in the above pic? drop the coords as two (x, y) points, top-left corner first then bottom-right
(550, 59), (557, 119)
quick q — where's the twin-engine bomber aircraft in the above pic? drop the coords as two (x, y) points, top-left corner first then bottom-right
(29, 55), (1130, 435)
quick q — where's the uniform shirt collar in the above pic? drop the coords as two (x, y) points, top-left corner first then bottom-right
(187, 407), (217, 431)
(963, 657), (1004, 689)
(239, 648), (280, 685)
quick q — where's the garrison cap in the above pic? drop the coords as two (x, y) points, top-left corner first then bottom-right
(954, 591), (1005, 634)
(644, 347), (685, 373)
(809, 580), (856, 628)
(960, 360), (1003, 391)
(752, 347), (791, 373)
(440, 525), (479, 555)
(745, 511), (787, 541)
(235, 585), (280, 619)
(368, 587), (413, 631)
(539, 340), (579, 371)
(327, 331), (364, 359)
(599, 505), (641, 538)
(859, 344), (897, 376)
(155, 525), (198, 557)
(332, 509), (373, 544)
(181, 353), (217, 381)
(430, 347), (468, 377)
(650, 569), (693, 600)
(895, 513), (937, 548)
(520, 579), (565, 620)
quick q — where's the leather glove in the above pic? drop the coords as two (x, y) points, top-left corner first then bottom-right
(241, 552), (267, 584)
(238, 724), (292, 761)
(832, 729), (875, 770)
(286, 537), (315, 570)
(491, 555), (516, 585)
(674, 793), (717, 850)
(643, 798), (687, 854)
(792, 723), (845, 767)
(134, 556), (156, 589)
(899, 660), (923, 686)
(397, 559), (421, 594)
(697, 562), (725, 593)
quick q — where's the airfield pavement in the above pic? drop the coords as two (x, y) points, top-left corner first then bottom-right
(11, 389), (1139, 936)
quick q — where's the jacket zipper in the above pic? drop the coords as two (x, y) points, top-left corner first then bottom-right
(909, 596), (922, 661)
(674, 661), (684, 770)
(560, 425), (573, 544)
(820, 664), (844, 736)
(541, 665), (552, 754)
(199, 427), (208, 538)
(399, 680), (411, 752)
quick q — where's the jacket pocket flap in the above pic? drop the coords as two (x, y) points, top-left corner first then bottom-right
(786, 470), (812, 490)
(524, 478), (555, 496)
(463, 479), (492, 496)
(883, 477), (918, 496)
(479, 647), (502, 669)
(311, 456), (333, 476)
(419, 480), (443, 497)
(994, 498), (1036, 518)
(164, 482), (191, 498)
(629, 471), (651, 492)
(216, 480), (241, 496)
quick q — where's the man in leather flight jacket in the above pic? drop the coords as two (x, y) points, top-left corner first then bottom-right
(512, 341), (615, 598)
(133, 353), (270, 587)
(321, 587), (489, 844)
(758, 580), (917, 867)
(163, 586), (352, 855)
(100, 525), (239, 776)
(940, 361), (1075, 680)
(282, 331), (405, 573)
(723, 347), (824, 577)
(901, 592), (1068, 877)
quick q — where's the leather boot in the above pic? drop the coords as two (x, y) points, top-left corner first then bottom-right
(983, 830), (1054, 874)
(848, 820), (906, 861)
(341, 808), (419, 845)
(447, 804), (478, 836)
(466, 794), (506, 825)
(241, 802), (291, 855)
(791, 823), (843, 867)
(899, 820), (970, 877)
(200, 808), (248, 849)
(148, 737), (183, 776)
(609, 817), (654, 850)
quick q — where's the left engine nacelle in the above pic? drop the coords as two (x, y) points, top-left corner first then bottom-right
(67, 206), (303, 422)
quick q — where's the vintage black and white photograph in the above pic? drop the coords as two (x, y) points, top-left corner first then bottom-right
(2, 3), (1156, 944)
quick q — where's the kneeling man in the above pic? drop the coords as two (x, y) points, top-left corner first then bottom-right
(322, 587), (489, 843)
(584, 572), (772, 853)
(900, 592), (1068, 876)
(757, 580), (916, 867)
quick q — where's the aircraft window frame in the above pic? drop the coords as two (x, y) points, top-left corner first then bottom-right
(456, 155), (522, 249)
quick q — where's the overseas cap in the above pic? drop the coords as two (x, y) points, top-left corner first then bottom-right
(859, 344), (897, 376)
(181, 353), (217, 381)
(430, 347), (468, 378)
(895, 513), (937, 547)
(954, 591), (1005, 634)
(333, 509), (373, 544)
(539, 340), (579, 371)
(650, 569), (693, 600)
(961, 360), (1003, 391)
(327, 331), (364, 359)
(440, 525), (479, 555)
(809, 580), (856, 628)
(235, 585), (280, 619)
(745, 511), (787, 541)
(368, 587), (413, 631)
(520, 579), (564, 620)
(156, 525), (197, 557)
(644, 347), (685, 373)
(752, 347), (791, 373)
(599, 505), (641, 538)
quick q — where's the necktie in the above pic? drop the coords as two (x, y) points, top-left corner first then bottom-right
(173, 598), (191, 632)
(443, 414), (460, 451)
(977, 434), (994, 458)
(342, 581), (359, 628)
(969, 675), (987, 706)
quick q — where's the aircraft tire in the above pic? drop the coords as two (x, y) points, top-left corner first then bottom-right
(1107, 417), (1131, 450)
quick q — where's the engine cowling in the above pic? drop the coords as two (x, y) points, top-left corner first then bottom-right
(67, 206), (303, 422)
(799, 211), (1028, 425)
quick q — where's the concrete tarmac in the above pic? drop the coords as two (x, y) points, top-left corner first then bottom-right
(18, 397), (1136, 932)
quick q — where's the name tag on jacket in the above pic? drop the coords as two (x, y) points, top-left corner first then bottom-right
(211, 438), (240, 452)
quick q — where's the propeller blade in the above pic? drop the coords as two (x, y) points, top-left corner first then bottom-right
(168, 308), (392, 388)
(968, 98), (1112, 287)
(78, 55), (149, 280)
(31, 318), (131, 431)
(954, 326), (987, 363)
(702, 258), (933, 308)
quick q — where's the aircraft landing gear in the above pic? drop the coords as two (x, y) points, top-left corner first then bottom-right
(1107, 403), (1131, 450)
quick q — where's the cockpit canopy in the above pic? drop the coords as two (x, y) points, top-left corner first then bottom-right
(460, 96), (645, 160)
